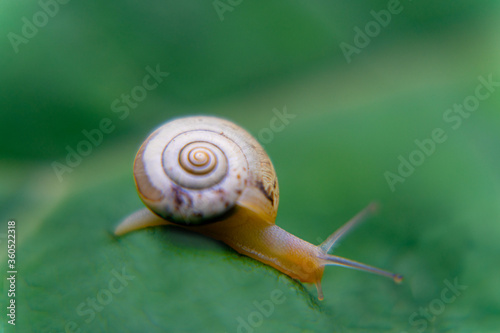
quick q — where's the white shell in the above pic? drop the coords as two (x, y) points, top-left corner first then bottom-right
(134, 116), (279, 225)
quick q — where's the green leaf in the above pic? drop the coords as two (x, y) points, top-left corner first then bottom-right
(2, 2), (500, 332)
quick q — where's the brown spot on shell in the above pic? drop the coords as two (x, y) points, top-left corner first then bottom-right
(172, 185), (193, 211)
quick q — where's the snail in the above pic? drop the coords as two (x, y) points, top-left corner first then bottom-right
(115, 116), (403, 300)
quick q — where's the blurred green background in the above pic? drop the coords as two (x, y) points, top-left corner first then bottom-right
(1, 1), (500, 332)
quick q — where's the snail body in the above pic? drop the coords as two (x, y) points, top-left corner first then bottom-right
(115, 116), (402, 300)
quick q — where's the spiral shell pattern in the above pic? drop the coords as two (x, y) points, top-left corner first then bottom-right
(178, 142), (221, 176)
(133, 116), (278, 225)
(163, 138), (230, 190)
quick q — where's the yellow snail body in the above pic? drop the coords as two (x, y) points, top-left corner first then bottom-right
(115, 116), (402, 300)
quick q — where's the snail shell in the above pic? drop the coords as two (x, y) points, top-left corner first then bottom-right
(133, 116), (279, 225)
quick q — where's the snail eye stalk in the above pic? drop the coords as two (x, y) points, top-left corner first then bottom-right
(317, 202), (403, 284)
